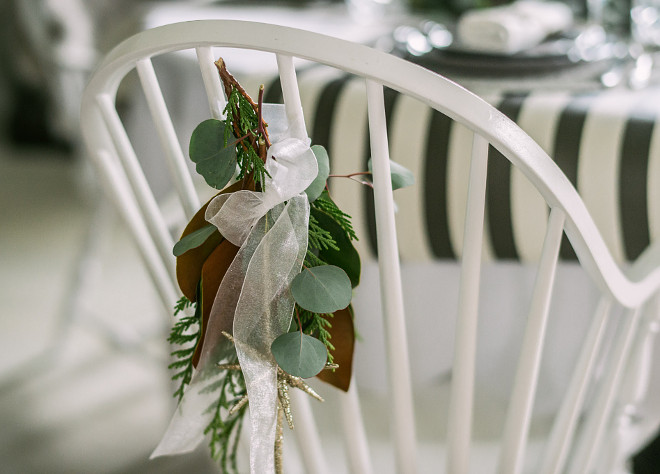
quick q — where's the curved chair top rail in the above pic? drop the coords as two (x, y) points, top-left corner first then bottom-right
(80, 19), (660, 308)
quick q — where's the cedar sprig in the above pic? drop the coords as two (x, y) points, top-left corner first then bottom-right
(304, 250), (325, 268)
(168, 296), (201, 403)
(297, 191), (359, 362)
(203, 353), (247, 473)
(308, 213), (339, 252)
(304, 213), (334, 268)
(312, 196), (358, 241)
(296, 308), (335, 365)
(223, 87), (270, 186)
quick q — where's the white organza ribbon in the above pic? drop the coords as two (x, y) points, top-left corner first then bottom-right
(152, 104), (317, 474)
(205, 105), (317, 248)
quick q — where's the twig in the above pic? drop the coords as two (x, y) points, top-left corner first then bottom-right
(215, 58), (271, 157)
(328, 173), (374, 188)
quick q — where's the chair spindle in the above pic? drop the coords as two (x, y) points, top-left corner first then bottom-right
(447, 132), (489, 474)
(276, 54), (306, 138)
(196, 46), (227, 120)
(366, 78), (417, 474)
(290, 389), (329, 474)
(94, 149), (178, 309)
(340, 379), (374, 474)
(538, 297), (612, 474)
(136, 58), (199, 219)
(568, 306), (641, 474)
(497, 207), (565, 474)
(96, 93), (175, 277)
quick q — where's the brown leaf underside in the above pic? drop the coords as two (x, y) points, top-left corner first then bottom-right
(192, 239), (240, 367)
(175, 179), (249, 301)
(316, 306), (355, 392)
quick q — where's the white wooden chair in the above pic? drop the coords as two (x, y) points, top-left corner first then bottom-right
(80, 20), (660, 474)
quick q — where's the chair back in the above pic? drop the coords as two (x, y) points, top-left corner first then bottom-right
(80, 20), (660, 474)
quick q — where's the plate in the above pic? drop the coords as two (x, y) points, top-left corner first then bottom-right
(392, 24), (618, 77)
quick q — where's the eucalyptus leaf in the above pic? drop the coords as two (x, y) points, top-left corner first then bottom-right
(173, 224), (217, 257)
(189, 119), (237, 189)
(367, 158), (415, 190)
(311, 208), (360, 288)
(305, 145), (330, 202)
(291, 265), (352, 313)
(271, 331), (327, 378)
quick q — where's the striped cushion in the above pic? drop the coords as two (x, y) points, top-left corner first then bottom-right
(265, 67), (660, 263)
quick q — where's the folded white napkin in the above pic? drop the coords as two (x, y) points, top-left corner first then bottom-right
(457, 1), (574, 54)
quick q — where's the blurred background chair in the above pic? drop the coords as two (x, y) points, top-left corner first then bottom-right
(79, 20), (660, 473)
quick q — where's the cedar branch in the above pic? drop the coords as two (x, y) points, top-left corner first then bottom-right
(215, 58), (271, 157)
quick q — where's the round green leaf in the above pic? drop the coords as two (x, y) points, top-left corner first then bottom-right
(173, 224), (218, 256)
(194, 148), (237, 189)
(271, 331), (327, 378)
(305, 145), (330, 202)
(311, 208), (360, 288)
(367, 158), (415, 190)
(189, 119), (237, 189)
(291, 265), (352, 313)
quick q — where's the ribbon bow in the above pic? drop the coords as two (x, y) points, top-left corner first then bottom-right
(152, 104), (318, 474)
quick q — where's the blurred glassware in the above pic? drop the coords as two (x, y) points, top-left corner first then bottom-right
(632, 0), (660, 48)
(346, 0), (405, 23)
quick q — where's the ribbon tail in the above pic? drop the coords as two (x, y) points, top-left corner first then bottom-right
(150, 364), (225, 458)
(151, 211), (269, 458)
(233, 195), (310, 474)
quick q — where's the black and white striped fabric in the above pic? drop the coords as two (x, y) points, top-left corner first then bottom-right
(265, 66), (660, 264)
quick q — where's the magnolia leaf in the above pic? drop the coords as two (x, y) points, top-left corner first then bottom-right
(173, 224), (217, 257)
(315, 306), (355, 391)
(192, 239), (240, 367)
(189, 119), (237, 190)
(291, 265), (352, 313)
(271, 331), (328, 378)
(305, 145), (330, 202)
(367, 158), (415, 190)
(311, 208), (360, 288)
(176, 179), (249, 301)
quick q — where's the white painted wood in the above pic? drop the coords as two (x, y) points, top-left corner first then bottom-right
(275, 52), (329, 474)
(447, 133), (489, 474)
(95, 93), (175, 278)
(340, 379), (374, 474)
(619, 302), (660, 419)
(276, 54), (306, 137)
(135, 58), (199, 219)
(290, 389), (328, 474)
(568, 307), (641, 474)
(497, 208), (565, 474)
(446, 122), (485, 259)
(366, 79), (417, 474)
(538, 297), (612, 474)
(512, 92), (570, 262)
(196, 46), (226, 120)
(94, 149), (178, 310)
(389, 95), (433, 261)
(327, 77), (371, 259)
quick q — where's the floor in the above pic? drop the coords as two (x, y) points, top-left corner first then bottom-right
(0, 142), (218, 473)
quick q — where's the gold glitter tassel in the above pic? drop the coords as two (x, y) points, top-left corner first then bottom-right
(275, 404), (284, 474)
